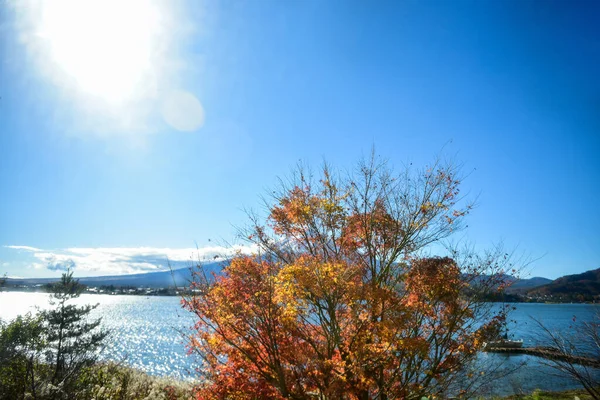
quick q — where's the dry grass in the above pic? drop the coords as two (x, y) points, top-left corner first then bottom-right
(488, 388), (595, 400)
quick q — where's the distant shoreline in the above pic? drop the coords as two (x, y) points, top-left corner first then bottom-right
(0, 286), (181, 297)
(2, 287), (599, 304)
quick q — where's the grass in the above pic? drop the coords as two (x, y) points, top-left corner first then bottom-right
(489, 388), (594, 400)
(76, 362), (195, 400)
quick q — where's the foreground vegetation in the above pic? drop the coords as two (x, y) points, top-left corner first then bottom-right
(1, 270), (598, 399)
(2, 354), (594, 400)
(497, 389), (596, 399)
(0, 361), (193, 400)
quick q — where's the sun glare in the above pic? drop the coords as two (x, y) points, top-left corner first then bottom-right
(38, 0), (162, 104)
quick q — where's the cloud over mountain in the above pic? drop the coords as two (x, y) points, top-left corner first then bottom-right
(5, 245), (256, 276)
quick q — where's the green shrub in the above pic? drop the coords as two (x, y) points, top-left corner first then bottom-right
(0, 313), (46, 399)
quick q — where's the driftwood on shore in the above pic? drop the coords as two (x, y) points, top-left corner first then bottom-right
(485, 346), (600, 368)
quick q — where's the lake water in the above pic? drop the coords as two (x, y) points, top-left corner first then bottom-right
(1, 292), (598, 396)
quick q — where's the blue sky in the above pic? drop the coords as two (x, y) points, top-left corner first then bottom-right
(0, 0), (598, 279)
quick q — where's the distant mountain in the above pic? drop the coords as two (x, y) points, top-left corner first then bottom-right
(14, 263), (593, 300)
(466, 273), (551, 293)
(507, 276), (553, 291)
(527, 268), (600, 300)
(5, 261), (224, 288)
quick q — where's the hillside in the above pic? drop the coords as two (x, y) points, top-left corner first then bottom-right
(527, 267), (600, 302)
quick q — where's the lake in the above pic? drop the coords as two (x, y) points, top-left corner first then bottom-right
(1, 292), (598, 396)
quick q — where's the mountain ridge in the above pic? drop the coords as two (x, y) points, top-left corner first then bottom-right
(6, 265), (598, 301)
(6, 262), (552, 290)
(5, 261), (223, 288)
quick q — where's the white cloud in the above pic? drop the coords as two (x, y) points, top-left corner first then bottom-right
(5, 245), (42, 252)
(4, 245), (257, 276)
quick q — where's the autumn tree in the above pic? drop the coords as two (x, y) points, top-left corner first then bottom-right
(184, 155), (514, 399)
